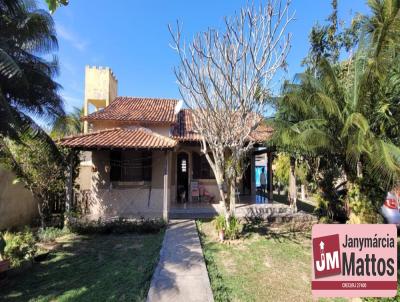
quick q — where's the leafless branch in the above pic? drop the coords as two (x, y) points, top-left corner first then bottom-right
(169, 0), (293, 215)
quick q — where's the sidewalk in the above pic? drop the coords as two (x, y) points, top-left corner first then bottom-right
(147, 220), (214, 302)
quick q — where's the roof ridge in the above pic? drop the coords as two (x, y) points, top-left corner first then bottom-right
(83, 97), (178, 123)
(116, 96), (179, 101)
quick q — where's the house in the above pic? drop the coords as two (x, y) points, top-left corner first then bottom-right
(61, 66), (275, 220)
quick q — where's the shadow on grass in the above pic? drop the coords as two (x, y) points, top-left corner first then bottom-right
(0, 232), (164, 302)
(242, 220), (312, 245)
(273, 193), (316, 214)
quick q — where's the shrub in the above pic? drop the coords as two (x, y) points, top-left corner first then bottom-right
(68, 218), (166, 235)
(318, 216), (332, 224)
(3, 228), (37, 267)
(37, 227), (70, 242)
(213, 215), (241, 240)
(225, 216), (241, 240)
(313, 194), (329, 218)
(313, 193), (347, 223)
(347, 182), (384, 224)
(274, 153), (290, 186)
(213, 214), (226, 232)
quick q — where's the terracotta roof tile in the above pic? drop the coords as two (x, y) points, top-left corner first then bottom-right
(172, 109), (273, 142)
(60, 128), (177, 149)
(248, 123), (274, 142)
(171, 109), (201, 141)
(83, 97), (179, 124)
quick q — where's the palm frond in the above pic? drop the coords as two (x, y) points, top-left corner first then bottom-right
(341, 112), (370, 137)
(369, 139), (400, 188)
(0, 48), (21, 79)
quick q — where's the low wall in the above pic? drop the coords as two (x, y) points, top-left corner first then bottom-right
(76, 150), (169, 220)
(0, 169), (38, 230)
(83, 187), (165, 220)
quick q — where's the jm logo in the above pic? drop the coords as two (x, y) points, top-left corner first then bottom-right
(315, 241), (340, 272)
(313, 234), (341, 278)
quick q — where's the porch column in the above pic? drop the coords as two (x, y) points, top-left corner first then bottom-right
(250, 152), (256, 195)
(267, 151), (274, 201)
(163, 151), (169, 221)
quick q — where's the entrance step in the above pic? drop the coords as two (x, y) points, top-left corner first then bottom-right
(169, 204), (317, 222)
(169, 208), (218, 219)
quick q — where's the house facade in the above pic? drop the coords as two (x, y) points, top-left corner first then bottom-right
(61, 66), (274, 220)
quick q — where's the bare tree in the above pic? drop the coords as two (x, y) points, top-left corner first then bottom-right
(169, 1), (293, 220)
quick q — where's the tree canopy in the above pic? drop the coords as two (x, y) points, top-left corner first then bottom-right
(0, 0), (64, 141)
(271, 0), (400, 222)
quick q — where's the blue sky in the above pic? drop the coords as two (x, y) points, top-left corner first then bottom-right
(49, 0), (369, 113)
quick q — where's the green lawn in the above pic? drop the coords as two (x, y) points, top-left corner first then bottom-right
(0, 232), (164, 302)
(197, 220), (399, 302)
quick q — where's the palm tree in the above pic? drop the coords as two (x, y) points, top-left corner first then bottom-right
(51, 107), (83, 139)
(0, 0), (64, 141)
(272, 0), (400, 222)
(0, 0), (68, 227)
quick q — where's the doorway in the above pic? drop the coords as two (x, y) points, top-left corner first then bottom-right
(177, 152), (189, 203)
(243, 158), (252, 195)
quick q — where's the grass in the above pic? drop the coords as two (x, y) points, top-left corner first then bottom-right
(197, 220), (400, 302)
(198, 220), (320, 301)
(0, 232), (164, 302)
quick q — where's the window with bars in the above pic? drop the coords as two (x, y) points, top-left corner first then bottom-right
(192, 152), (214, 179)
(110, 150), (152, 182)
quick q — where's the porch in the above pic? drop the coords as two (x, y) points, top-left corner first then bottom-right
(61, 127), (284, 221)
(169, 194), (293, 219)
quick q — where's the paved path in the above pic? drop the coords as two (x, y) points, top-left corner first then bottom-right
(147, 220), (214, 302)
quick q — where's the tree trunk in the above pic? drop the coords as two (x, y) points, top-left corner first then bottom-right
(37, 203), (44, 228)
(229, 178), (236, 217)
(216, 178), (229, 219)
(215, 174), (238, 228)
(36, 198), (46, 228)
(356, 161), (363, 178)
(288, 157), (297, 212)
(64, 153), (75, 227)
(65, 155), (74, 213)
(301, 184), (306, 201)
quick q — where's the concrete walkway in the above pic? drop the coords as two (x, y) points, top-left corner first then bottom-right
(147, 220), (214, 302)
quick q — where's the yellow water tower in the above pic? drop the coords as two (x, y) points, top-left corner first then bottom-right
(83, 66), (118, 133)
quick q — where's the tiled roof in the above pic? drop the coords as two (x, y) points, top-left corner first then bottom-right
(60, 128), (177, 149)
(172, 109), (273, 142)
(248, 123), (274, 142)
(171, 109), (201, 141)
(83, 97), (179, 124)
